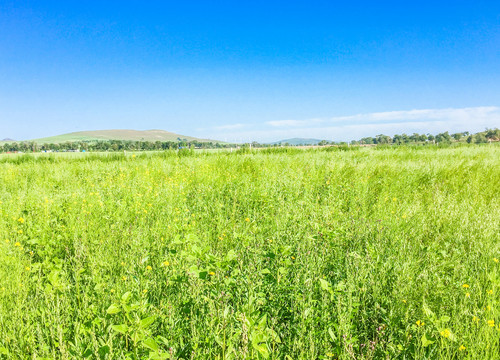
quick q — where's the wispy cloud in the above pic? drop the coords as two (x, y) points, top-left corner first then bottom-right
(201, 106), (500, 142)
(270, 106), (500, 127)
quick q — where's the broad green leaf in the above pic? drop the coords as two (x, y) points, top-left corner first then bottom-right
(328, 327), (337, 342)
(421, 333), (434, 347)
(143, 337), (159, 351)
(140, 316), (156, 328)
(440, 315), (451, 323)
(422, 301), (435, 319)
(121, 291), (132, 303)
(252, 342), (269, 358)
(319, 278), (332, 292)
(111, 324), (128, 334)
(150, 353), (170, 360)
(106, 304), (121, 315)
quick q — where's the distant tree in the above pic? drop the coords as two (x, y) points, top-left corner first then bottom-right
(435, 132), (451, 143)
(375, 134), (392, 144)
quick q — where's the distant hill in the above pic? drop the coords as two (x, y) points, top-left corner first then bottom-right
(29, 129), (219, 144)
(1, 138), (16, 142)
(270, 138), (325, 145)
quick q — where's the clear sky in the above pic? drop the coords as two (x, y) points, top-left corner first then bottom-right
(1, 0), (499, 142)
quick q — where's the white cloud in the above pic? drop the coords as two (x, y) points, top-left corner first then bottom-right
(206, 106), (500, 142)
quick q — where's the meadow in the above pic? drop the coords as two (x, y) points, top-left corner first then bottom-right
(0, 145), (499, 359)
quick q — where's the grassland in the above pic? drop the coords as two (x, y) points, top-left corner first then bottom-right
(0, 146), (499, 359)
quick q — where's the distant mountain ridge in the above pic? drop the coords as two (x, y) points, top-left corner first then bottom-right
(270, 138), (326, 145)
(28, 129), (219, 144)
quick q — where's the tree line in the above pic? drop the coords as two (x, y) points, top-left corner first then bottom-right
(350, 129), (499, 145)
(1, 129), (499, 153)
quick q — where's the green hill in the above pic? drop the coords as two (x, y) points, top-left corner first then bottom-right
(29, 129), (218, 144)
(270, 138), (326, 145)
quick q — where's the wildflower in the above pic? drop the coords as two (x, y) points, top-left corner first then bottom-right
(245, 218), (250, 222)
(209, 271), (215, 276)
(462, 284), (469, 288)
(17, 217), (24, 224)
(25, 267), (30, 271)
(146, 266), (152, 270)
(291, 256), (296, 260)
(466, 292), (470, 298)
(5, 239), (9, 244)
(402, 214), (407, 219)
(440, 329), (451, 338)
(494, 258), (499, 263)
(18, 230), (23, 234)
(402, 299), (407, 304)
(459, 345), (466, 351)
(14, 242), (21, 247)
(122, 276), (127, 281)
(162, 261), (169, 266)
(110, 289), (115, 293)
(487, 290), (493, 295)
(416, 320), (424, 326)
(472, 316), (478, 323)
(143, 289), (148, 294)
(488, 320), (495, 327)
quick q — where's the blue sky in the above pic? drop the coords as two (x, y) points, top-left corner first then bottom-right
(1, 0), (499, 142)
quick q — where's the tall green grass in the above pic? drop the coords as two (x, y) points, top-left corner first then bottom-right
(0, 146), (499, 359)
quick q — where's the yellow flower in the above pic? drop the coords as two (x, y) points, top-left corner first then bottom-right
(146, 265), (152, 271)
(14, 242), (21, 247)
(465, 292), (470, 298)
(494, 258), (499, 263)
(122, 276), (127, 281)
(162, 261), (170, 266)
(440, 329), (451, 338)
(416, 320), (424, 326)
(143, 289), (148, 294)
(209, 271), (215, 276)
(487, 289), (493, 295)
(291, 256), (296, 260)
(110, 289), (115, 293)
(472, 316), (478, 323)
(18, 230), (23, 234)
(402, 299), (407, 304)
(17, 217), (25, 223)
(245, 218), (250, 222)
(25, 267), (30, 271)
(462, 284), (469, 288)
(459, 345), (466, 351)
(487, 320), (495, 327)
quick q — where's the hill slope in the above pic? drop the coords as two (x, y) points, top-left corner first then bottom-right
(270, 138), (325, 145)
(30, 129), (217, 143)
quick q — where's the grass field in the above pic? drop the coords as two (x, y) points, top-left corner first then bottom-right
(0, 146), (499, 359)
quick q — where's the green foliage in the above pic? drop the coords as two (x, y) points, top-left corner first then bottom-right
(0, 146), (499, 359)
